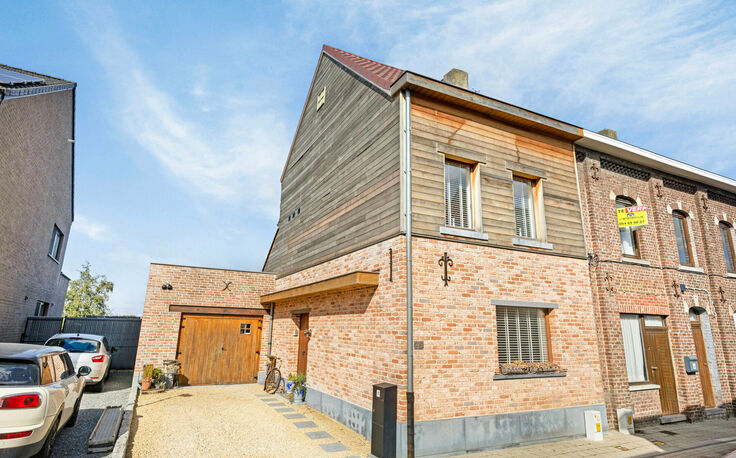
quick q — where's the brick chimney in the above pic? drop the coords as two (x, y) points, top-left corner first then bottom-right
(442, 69), (468, 90)
(598, 129), (618, 140)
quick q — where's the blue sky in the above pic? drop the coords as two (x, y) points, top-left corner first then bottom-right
(2, 1), (735, 315)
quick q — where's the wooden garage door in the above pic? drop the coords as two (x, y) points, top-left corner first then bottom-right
(177, 314), (262, 385)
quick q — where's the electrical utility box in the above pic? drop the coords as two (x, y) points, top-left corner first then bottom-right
(584, 410), (603, 441)
(684, 356), (699, 374)
(371, 383), (397, 458)
(617, 408), (635, 434)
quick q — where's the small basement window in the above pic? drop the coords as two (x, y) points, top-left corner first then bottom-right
(240, 323), (251, 335)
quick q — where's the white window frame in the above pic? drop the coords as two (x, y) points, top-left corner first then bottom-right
(444, 160), (474, 230)
(513, 176), (542, 240)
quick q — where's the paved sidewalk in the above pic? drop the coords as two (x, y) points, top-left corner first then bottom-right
(472, 419), (736, 457)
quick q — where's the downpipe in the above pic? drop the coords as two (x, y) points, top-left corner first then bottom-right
(404, 88), (415, 458)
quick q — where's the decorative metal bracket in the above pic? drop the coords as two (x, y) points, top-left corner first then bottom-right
(604, 272), (615, 293)
(438, 252), (453, 287)
(389, 248), (393, 282)
(222, 281), (233, 291)
(654, 183), (664, 199)
(719, 286), (727, 304)
(701, 195), (709, 211)
(672, 281), (681, 298)
(590, 163), (601, 181)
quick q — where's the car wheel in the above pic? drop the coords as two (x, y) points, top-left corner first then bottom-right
(90, 379), (104, 392)
(34, 416), (59, 458)
(66, 397), (82, 427)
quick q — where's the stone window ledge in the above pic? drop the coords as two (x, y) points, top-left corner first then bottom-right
(679, 265), (704, 274)
(622, 257), (651, 266)
(493, 372), (567, 380)
(629, 384), (660, 392)
(47, 254), (60, 265)
(727, 273), (736, 279)
(512, 238), (553, 250)
(440, 226), (489, 241)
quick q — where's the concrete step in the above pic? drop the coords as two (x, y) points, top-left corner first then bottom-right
(659, 414), (688, 425)
(705, 408), (727, 420)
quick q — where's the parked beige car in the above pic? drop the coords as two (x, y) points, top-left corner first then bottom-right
(0, 344), (90, 458)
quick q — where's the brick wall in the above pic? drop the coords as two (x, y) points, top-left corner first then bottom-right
(0, 90), (74, 341)
(576, 146), (736, 426)
(134, 264), (274, 375)
(269, 234), (605, 423)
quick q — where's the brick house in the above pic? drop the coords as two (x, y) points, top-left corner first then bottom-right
(0, 65), (76, 341)
(575, 131), (736, 427)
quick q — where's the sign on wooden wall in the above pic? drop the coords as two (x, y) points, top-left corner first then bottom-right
(617, 206), (648, 228)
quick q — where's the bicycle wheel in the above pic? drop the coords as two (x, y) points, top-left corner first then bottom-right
(265, 368), (281, 394)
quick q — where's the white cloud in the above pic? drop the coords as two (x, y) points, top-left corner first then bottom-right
(73, 215), (108, 240)
(66, 4), (289, 218)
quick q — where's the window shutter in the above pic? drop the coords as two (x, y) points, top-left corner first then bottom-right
(444, 161), (472, 229)
(513, 178), (536, 238)
(496, 306), (548, 364)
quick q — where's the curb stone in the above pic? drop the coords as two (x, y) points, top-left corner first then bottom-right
(109, 376), (139, 458)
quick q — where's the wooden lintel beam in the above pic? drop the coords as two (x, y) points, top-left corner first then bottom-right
(169, 305), (268, 316)
(260, 271), (379, 304)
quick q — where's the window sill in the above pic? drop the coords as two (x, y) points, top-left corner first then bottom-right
(440, 226), (489, 241)
(726, 273), (736, 279)
(47, 254), (60, 265)
(629, 384), (660, 392)
(493, 372), (567, 380)
(679, 265), (704, 274)
(622, 257), (651, 266)
(512, 238), (553, 250)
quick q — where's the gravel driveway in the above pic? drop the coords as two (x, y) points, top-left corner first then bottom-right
(52, 370), (133, 457)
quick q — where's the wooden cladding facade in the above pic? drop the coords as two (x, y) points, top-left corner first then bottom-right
(409, 95), (587, 257)
(263, 54), (401, 276)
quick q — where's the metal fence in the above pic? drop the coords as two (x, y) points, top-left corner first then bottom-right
(21, 316), (141, 369)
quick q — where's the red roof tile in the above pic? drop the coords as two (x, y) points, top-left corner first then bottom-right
(322, 45), (404, 91)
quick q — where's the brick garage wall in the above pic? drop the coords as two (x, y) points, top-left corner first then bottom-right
(269, 237), (408, 419)
(576, 146), (736, 426)
(269, 235), (605, 423)
(135, 264), (275, 375)
(0, 90), (74, 341)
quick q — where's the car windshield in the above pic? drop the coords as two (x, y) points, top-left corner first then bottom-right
(46, 338), (100, 353)
(0, 361), (40, 386)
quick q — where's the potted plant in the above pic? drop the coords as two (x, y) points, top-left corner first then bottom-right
(292, 373), (307, 405)
(152, 367), (165, 389)
(499, 361), (563, 375)
(285, 374), (296, 395)
(141, 364), (154, 390)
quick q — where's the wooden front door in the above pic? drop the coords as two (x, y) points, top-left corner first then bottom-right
(643, 326), (679, 415)
(177, 314), (262, 386)
(296, 314), (309, 376)
(691, 322), (715, 408)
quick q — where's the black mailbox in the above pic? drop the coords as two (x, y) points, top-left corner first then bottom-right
(371, 383), (397, 458)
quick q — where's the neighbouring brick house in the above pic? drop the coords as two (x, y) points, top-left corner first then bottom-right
(135, 45), (736, 456)
(575, 131), (736, 427)
(0, 65), (76, 341)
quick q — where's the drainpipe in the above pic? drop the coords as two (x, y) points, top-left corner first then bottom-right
(404, 88), (415, 458)
(267, 303), (275, 355)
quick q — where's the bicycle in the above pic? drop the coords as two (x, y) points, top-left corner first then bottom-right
(263, 355), (282, 394)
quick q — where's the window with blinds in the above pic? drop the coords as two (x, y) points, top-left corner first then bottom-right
(444, 161), (472, 229)
(496, 306), (549, 364)
(513, 177), (536, 239)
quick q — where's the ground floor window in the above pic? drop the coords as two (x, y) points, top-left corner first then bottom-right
(34, 301), (50, 317)
(496, 306), (549, 364)
(620, 314), (666, 383)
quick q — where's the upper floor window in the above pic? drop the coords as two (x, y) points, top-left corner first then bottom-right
(48, 225), (63, 261)
(444, 160), (472, 229)
(672, 211), (693, 266)
(513, 176), (537, 239)
(719, 222), (735, 273)
(617, 197), (640, 257)
(496, 306), (549, 364)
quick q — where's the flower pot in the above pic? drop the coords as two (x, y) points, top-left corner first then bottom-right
(141, 378), (152, 390)
(293, 387), (305, 405)
(285, 381), (295, 394)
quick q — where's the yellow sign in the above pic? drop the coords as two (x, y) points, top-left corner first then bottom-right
(617, 206), (648, 228)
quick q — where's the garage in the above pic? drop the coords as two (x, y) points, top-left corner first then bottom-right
(177, 312), (263, 385)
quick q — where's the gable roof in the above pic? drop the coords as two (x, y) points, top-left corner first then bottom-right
(0, 64), (76, 99)
(321, 45), (404, 91)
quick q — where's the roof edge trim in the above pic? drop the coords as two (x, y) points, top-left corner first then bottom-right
(1, 83), (77, 99)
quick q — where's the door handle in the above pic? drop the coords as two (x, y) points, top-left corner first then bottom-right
(652, 367), (658, 370)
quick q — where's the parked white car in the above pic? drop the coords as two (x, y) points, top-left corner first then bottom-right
(44, 334), (116, 392)
(0, 343), (90, 457)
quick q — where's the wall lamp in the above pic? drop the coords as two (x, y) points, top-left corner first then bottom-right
(162, 282), (173, 290)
